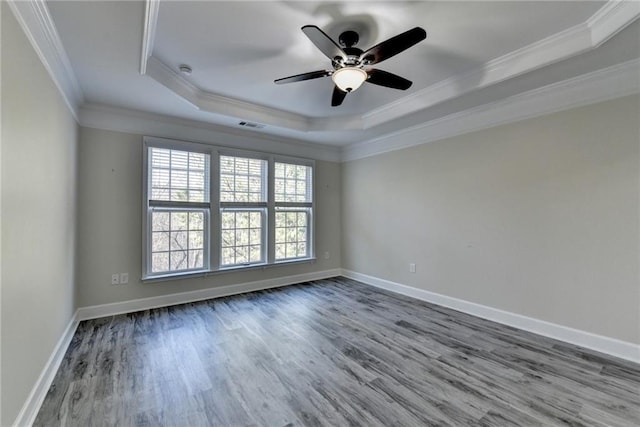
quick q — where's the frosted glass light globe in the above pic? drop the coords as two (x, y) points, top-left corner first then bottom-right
(332, 67), (367, 92)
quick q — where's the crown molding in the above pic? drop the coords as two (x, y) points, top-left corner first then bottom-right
(146, 55), (365, 132)
(362, 0), (640, 129)
(139, 0), (356, 132)
(10, 0), (637, 137)
(146, 56), (317, 132)
(588, 0), (640, 47)
(140, 0), (160, 74)
(361, 21), (591, 128)
(141, 1), (638, 134)
(342, 59), (640, 162)
(78, 103), (341, 162)
(7, 0), (84, 120)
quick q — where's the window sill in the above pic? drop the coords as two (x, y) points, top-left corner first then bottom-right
(141, 257), (317, 284)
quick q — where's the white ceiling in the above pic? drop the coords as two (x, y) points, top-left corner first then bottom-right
(41, 1), (640, 149)
(153, 1), (601, 115)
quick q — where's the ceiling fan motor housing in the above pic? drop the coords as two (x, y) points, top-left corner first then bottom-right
(334, 49), (364, 71)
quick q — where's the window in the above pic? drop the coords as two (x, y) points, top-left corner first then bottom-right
(274, 162), (312, 260)
(143, 137), (314, 279)
(219, 155), (267, 267)
(150, 210), (206, 273)
(146, 147), (210, 275)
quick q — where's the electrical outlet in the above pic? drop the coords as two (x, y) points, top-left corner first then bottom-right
(120, 273), (129, 284)
(324, 251), (330, 259)
(111, 274), (120, 285)
(409, 263), (416, 273)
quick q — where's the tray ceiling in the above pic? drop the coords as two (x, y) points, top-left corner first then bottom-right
(34, 1), (640, 148)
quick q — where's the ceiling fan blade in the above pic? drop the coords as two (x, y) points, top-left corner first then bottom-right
(331, 86), (347, 107)
(360, 27), (427, 65)
(274, 70), (332, 84)
(302, 25), (347, 62)
(366, 69), (413, 90)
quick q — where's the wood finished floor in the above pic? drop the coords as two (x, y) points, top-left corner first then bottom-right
(35, 277), (640, 426)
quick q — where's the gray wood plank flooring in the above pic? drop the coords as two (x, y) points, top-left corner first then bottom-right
(35, 277), (640, 426)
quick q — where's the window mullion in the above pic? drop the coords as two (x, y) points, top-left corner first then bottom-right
(307, 167), (313, 202)
(220, 202), (267, 209)
(274, 202), (313, 209)
(310, 163), (315, 259)
(210, 150), (221, 271)
(149, 200), (209, 209)
(267, 157), (275, 264)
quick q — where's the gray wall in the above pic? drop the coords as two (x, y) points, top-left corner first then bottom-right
(1, 5), (79, 425)
(76, 127), (341, 307)
(3, 1), (638, 421)
(342, 95), (640, 344)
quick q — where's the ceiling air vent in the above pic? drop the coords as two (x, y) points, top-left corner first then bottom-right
(238, 121), (265, 129)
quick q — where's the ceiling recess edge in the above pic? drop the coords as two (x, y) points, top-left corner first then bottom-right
(139, 0), (640, 133)
(344, 58), (640, 162)
(8, 0), (638, 154)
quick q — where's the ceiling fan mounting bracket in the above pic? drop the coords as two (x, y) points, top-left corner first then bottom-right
(338, 30), (360, 48)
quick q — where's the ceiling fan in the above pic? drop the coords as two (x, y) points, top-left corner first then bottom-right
(274, 25), (427, 106)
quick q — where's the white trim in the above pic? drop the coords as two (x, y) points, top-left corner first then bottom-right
(341, 270), (640, 364)
(142, 138), (214, 279)
(146, 56), (315, 132)
(8, 0), (638, 143)
(342, 59), (640, 162)
(78, 59), (639, 165)
(139, 2), (639, 133)
(13, 269), (340, 425)
(361, 20), (591, 129)
(145, 56), (364, 133)
(13, 268), (638, 425)
(6, 0), (83, 120)
(12, 312), (80, 427)
(77, 269), (342, 320)
(362, 1), (640, 129)
(139, 0), (160, 75)
(78, 103), (341, 162)
(588, 0), (640, 47)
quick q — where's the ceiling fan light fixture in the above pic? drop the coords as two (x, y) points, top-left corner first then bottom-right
(332, 67), (367, 92)
(275, 25), (426, 106)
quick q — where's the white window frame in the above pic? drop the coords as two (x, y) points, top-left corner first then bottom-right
(142, 136), (315, 280)
(143, 138), (213, 278)
(273, 159), (314, 262)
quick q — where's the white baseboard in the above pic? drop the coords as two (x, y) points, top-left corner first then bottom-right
(77, 269), (342, 320)
(16, 269), (341, 425)
(341, 269), (640, 364)
(13, 312), (80, 427)
(17, 268), (637, 426)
